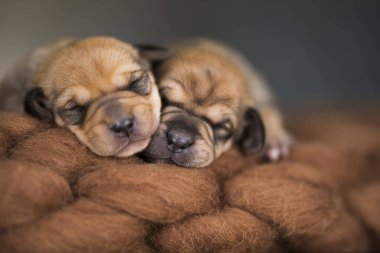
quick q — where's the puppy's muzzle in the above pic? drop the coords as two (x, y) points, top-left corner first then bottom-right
(79, 93), (157, 157)
(99, 97), (143, 142)
(143, 113), (214, 168)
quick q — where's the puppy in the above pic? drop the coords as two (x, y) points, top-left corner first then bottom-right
(0, 36), (167, 157)
(143, 39), (293, 167)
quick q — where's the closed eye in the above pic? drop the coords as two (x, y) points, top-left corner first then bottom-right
(58, 102), (87, 125)
(212, 119), (234, 141)
(121, 72), (151, 96)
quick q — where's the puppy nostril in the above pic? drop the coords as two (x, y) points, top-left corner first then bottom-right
(176, 136), (193, 148)
(167, 134), (176, 145)
(110, 117), (134, 137)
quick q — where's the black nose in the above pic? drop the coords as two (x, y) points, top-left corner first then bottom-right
(167, 129), (195, 153)
(110, 117), (134, 137)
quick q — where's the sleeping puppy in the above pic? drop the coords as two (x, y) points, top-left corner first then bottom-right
(0, 36), (167, 157)
(143, 39), (293, 167)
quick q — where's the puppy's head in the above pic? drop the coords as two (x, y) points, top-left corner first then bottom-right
(24, 37), (168, 157)
(143, 50), (265, 167)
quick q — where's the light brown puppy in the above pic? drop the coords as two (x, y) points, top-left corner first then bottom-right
(143, 39), (293, 167)
(0, 36), (167, 157)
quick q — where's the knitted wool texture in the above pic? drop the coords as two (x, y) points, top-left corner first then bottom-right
(0, 109), (379, 253)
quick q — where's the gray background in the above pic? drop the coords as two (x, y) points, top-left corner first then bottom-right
(0, 0), (379, 108)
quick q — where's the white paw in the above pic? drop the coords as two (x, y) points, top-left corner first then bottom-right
(264, 132), (294, 161)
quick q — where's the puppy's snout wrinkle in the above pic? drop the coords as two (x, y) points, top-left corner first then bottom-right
(167, 129), (195, 153)
(110, 117), (134, 137)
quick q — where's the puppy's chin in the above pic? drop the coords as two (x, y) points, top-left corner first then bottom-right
(69, 125), (152, 157)
(113, 137), (151, 157)
(171, 148), (214, 168)
(142, 128), (214, 168)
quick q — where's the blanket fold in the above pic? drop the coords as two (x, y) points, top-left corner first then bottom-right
(0, 109), (379, 253)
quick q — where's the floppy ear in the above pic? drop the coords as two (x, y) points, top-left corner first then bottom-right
(24, 87), (53, 122)
(134, 44), (171, 63)
(236, 107), (266, 154)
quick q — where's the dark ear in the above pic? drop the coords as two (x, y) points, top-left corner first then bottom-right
(24, 87), (53, 122)
(236, 107), (266, 154)
(134, 44), (171, 63)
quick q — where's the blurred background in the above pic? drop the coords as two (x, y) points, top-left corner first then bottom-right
(0, 0), (379, 109)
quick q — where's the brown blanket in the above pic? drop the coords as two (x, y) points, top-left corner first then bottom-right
(0, 108), (379, 253)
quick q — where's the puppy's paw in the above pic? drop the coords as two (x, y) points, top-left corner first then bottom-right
(264, 129), (294, 161)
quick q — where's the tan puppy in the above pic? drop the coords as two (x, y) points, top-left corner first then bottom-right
(0, 36), (167, 157)
(143, 39), (293, 167)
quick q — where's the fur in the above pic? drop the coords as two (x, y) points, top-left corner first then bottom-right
(143, 39), (292, 167)
(0, 37), (163, 157)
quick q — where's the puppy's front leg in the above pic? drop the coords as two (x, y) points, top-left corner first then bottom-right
(257, 104), (294, 161)
(237, 53), (293, 161)
(247, 70), (293, 161)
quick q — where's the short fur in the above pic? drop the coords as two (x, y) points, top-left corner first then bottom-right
(143, 39), (293, 167)
(0, 37), (163, 157)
